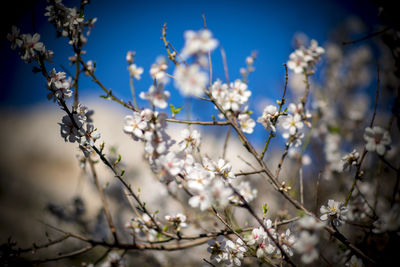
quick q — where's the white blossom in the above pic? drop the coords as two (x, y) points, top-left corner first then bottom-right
(287, 39), (324, 74)
(174, 64), (208, 97)
(364, 126), (391, 156)
(281, 113), (303, 136)
(229, 181), (257, 204)
(207, 235), (228, 263)
(150, 57), (168, 82)
(346, 255), (363, 267)
(293, 231), (319, 264)
(59, 114), (83, 143)
(139, 83), (170, 109)
(188, 191), (212, 211)
(257, 105), (278, 132)
(46, 69), (72, 101)
(158, 152), (184, 177)
(7, 26), (22, 50)
(238, 113), (255, 134)
(128, 64), (144, 80)
(181, 29), (218, 58)
(225, 238), (247, 266)
(320, 199), (348, 226)
(373, 204), (400, 233)
(165, 213), (187, 230)
(123, 112), (148, 140)
(178, 128), (201, 152)
(297, 215), (325, 230)
(342, 149), (360, 171)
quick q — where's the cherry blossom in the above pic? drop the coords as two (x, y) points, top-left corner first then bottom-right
(128, 64), (144, 80)
(139, 83), (170, 109)
(174, 64), (208, 97)
(364, 126), (391, 156)
(320, 199), (348, 226)
(293, 231), (319, 264)
(181, 29), (218, 58)
(257, 105), (278, 132)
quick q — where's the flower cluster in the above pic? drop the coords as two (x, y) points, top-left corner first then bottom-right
(211, 79), (255, 133)
(165, 213), (187, 232)
(181, 29), (218, 59)
(279, 102), (310, 146)
(59, 104), (100, 157)
(174, 64), (208, 97)
(139, 82), (170, 109)
(246, 219), (295, 259)
(257, 105), (279, 132)
(7, 26), (53, 63)
(123, 109), (174, 170)
(186, 157), (234, 211)
(287, 39), (325, 74)
(46, 68), (73, 102)
(207, 236), (247, 266)
(45, 0), (97, 46)
(123, 113), (242, 210)
(150, 56), (169, 83)
(173, 29), (218, 97)
(125, 213), (158, 242)
(293, 216), (324, 264)
(342, 149), (360, 171)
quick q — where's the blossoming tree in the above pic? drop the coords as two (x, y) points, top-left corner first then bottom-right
(4, 1), (400, 266)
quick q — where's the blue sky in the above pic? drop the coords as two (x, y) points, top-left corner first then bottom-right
(1, 0), (378, 145)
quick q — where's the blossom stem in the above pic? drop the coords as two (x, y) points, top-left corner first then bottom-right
(260, 64), (288, 160)
(88, 157), (119, 244)
(78, 56), (135, 111)
(73, 56), (80, 110)
(129, 76), (139, 109)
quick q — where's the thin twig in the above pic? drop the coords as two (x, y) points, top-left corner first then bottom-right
(342, 26), (391, 45)
(299, 168), (304, 205)
(222, 127), (231, 159)
(220, 46), (230, 84)
(166, 118), (229, 126)
(88, 157), (119, 244)
(260, 64), (288, 159)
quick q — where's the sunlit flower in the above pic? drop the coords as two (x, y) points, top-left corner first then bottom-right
(128, 64), (144, 80)
(174, 64), (208, 97)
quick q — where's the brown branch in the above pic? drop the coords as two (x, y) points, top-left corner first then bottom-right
(166, 118), (230, 126)
(220, 46), (230, 84)
(88, 157), (119, 244)
(78, 56), (135, 111)
(30, 245), (94, 264)
(260, 64), (288, 159)
(222, 127), (231, 159)
(162, 23), (179, 66)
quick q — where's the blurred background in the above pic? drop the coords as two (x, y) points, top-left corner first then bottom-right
(1, 0), (397, 266)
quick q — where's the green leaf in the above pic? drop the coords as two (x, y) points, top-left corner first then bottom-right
(170, 104), (183, 116)
(162, 225), (169, 232)
(297, 209), (306, 217)
(328, 125), (340, 134)
(120, 169), (125, 176)
(262, 203), (269, 217)
(114, 154), (122, 165)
